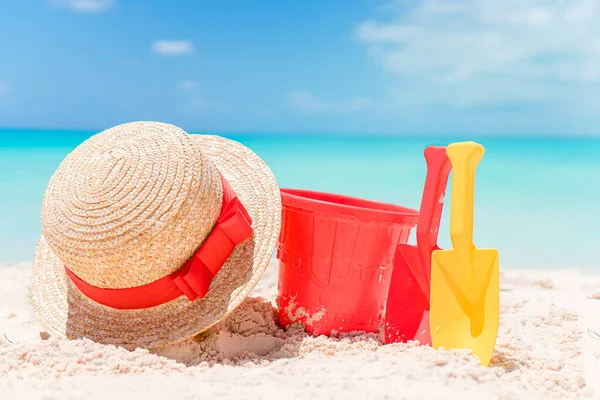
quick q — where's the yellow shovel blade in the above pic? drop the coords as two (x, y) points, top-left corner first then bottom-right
(429, 141), (500, 366)
(430, 248), (499, 366)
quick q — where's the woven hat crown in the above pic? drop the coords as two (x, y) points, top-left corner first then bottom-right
(41, 121), (223, 289)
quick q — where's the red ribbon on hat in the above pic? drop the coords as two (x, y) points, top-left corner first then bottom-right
(64, 175), (253, 310)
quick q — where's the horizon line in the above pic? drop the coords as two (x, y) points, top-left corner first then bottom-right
(0, 125), (599, 140)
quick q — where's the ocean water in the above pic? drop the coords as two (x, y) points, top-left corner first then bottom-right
(1, 129), (599, 270)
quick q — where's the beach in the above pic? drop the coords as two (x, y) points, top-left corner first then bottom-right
(4, 1), (600, 398)
(2, 260), (599, 400)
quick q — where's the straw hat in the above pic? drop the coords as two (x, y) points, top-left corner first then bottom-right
(31, 121), (281, 349)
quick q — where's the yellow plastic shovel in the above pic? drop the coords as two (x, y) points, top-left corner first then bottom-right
(430, 141), (499, 366)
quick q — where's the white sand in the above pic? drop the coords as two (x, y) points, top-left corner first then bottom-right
(1, 261), (600, 400)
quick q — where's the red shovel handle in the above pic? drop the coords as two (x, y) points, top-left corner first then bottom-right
(416, 146), (452, 290)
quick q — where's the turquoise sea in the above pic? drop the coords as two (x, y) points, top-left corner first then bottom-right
(1, 129), (599, 270)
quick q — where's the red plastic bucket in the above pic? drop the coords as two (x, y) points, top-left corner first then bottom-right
(277, 188), (418, 336)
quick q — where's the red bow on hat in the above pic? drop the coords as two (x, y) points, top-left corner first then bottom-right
(65, 175), (253, 310)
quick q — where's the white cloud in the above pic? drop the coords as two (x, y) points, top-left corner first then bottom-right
(178, 80), (197, 91)
(152, 41), (194, 56)
(356, 0), (600, 107)
(290, 91), (372, 114)
(0, 84), (10, 95)
(48, 0), (115, 12)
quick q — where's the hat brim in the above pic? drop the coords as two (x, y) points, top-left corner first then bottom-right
(31, 135), (281, 349)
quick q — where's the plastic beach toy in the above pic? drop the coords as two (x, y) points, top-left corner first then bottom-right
(384, 146), (452, 345)
(430, 141), (500, 366)
(277, 189), (418, 336)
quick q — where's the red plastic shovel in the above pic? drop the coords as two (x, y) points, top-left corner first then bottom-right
(384, 146), (452, 345)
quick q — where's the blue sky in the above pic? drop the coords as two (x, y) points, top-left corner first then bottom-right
(1, 0), (600, 136)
